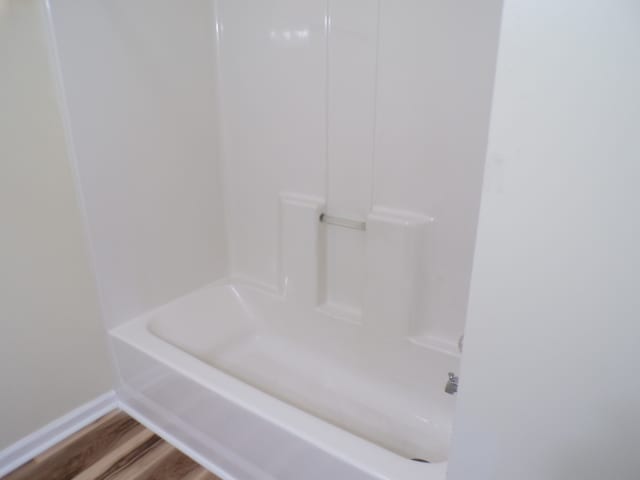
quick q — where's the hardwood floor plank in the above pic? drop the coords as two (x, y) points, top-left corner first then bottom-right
(182, 466), (222, 480)
(96, 441), (174, 480)
(71, 427), (158, 480)
(134, 447), (201, 480)
(35, 410), (124, 463)
(4, 411), (143, 480)
(1, 410), (222, 480)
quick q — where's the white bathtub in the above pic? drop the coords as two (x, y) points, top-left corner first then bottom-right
(111, 280), (457, 480)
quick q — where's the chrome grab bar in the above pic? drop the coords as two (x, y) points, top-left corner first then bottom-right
(319, 213), (366, 231)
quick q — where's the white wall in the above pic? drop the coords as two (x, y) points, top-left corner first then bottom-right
(48, 0), (229, 329)
(0, 0), (112, 449)
(449, 1), (640, 479)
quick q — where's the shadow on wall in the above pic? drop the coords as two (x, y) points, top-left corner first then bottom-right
(545, 399), (640, 480)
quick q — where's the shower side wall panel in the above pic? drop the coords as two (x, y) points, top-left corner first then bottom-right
(47, 0), (229, 329)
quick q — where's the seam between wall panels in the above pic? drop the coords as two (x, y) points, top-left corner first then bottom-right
(369, 0), (382, 213)
(210, 0), (233, 280)
(324, 0), (332, 211)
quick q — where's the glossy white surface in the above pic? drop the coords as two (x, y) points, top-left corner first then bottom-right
(112, 191), (460, 476)
(326, 0), (377, 220)
(47, 0), (229, 328)
(322, 0), (378, 317)
(113, 336), (432, 480)
(373, 0), (503, 345)
(217, 0), (502, 348)
(111, 280), (453, 479)
(149, 283), (455, 461)
(449, 1), (640, 479)
(47, 0), (503, 477)
(217, 0), (327, 289)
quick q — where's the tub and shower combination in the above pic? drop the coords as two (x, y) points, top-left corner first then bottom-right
(110, 195), (462, 479)
(112, 276), (457, 480)
(47, 0), (500, 478)
(112, 199), (460, 479)
(146, 282), (455, 465)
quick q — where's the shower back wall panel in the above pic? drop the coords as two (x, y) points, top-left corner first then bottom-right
(216, 0), (327, 289)
(322, 0), (378, 316)
(216, 0), (501, 345)
(373, 0), (503, 342)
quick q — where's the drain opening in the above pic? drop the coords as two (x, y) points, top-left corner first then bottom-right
(411, 458), (431, 463)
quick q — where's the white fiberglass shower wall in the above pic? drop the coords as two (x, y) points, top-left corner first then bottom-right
(47, 0), (502, 479)
(217, 0), (498, 347)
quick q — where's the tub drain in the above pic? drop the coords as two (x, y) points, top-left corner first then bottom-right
(411, 458), (431, 463)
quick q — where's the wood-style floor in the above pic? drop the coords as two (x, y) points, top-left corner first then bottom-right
(2, 410), (220, 480)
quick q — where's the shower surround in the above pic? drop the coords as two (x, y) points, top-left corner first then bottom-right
(46, 0), (502, 478)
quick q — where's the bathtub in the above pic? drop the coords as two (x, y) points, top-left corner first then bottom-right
(111, 280), (457, 480)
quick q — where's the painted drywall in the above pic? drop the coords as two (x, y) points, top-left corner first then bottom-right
(0, 0), (112, 449)
(47, 0), (229, 329)
(448, 1), (640, 479)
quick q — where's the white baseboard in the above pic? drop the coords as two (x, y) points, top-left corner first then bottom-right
(0, 390), (117, 477)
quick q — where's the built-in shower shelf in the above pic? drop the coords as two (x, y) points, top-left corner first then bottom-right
(409, 335), (461, 357)
(279, 193), (446, 339)
(316, 301), (363, 325)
